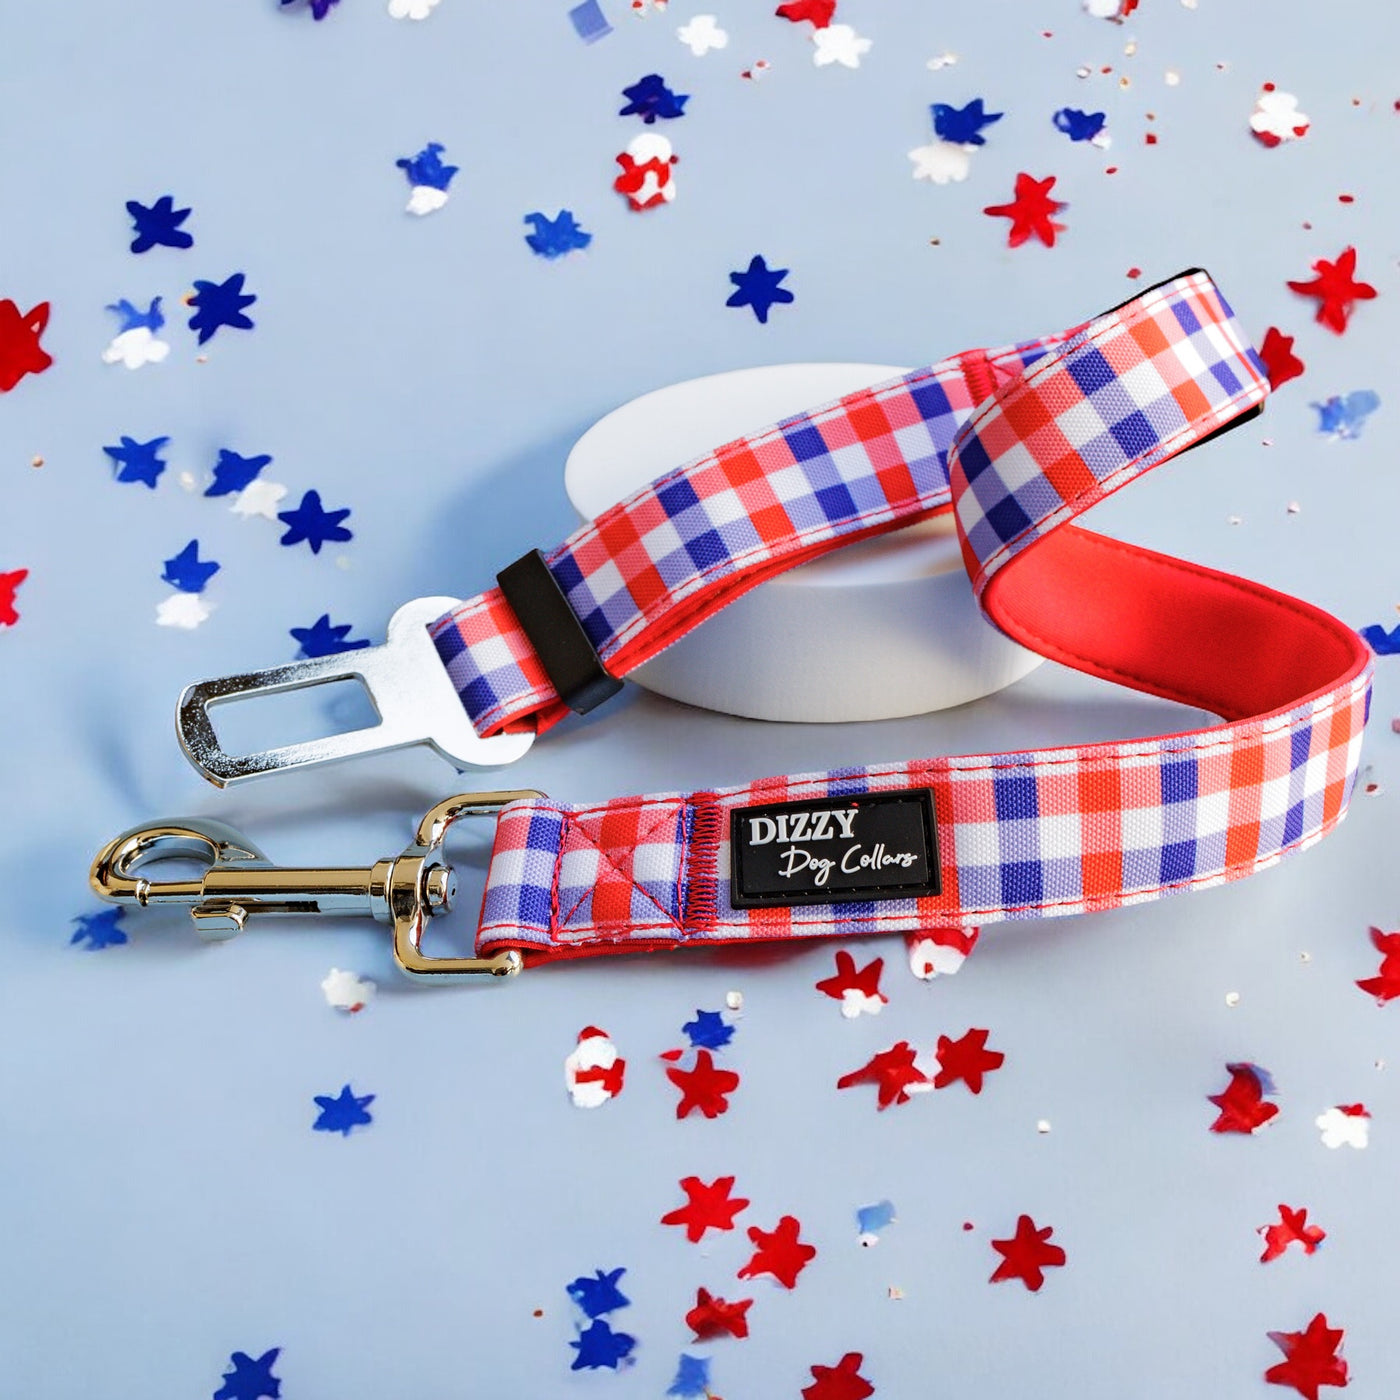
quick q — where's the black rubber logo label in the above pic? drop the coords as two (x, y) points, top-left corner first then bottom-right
(728, 790), (941, 908)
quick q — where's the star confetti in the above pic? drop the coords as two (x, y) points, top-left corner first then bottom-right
(856, 1199), (895, 1245)
(398, 142), (458, 216)
(571, 1319), (636, 1371)
(1265, 1314), (1349, 1399)
(1315, 1104), (1369, 1150)
(1053, 107), (1108, 144)
(661, 1175), (750, 1242)
(281, 0), (341, 18)
(388, 0), (441, 17)
(686, 1287), (752, 1341)
(102, 297), (170, 369)
(566, 1026), (626, 1107)
(933, 1027), (1004, 1093)
(126, 195), (193, 254)
(989, 1214), (1066, 1292)
(1251, 86), (1310, 147)
(188, 273), (257, 344)
(291, 615), (371, 658)
(907, 928), (978, 978)
(816, 950), (887, 1017)
(70, 908), (128, 951)
(566, 1267), (630, 1318)
(1287, 248), (1376, 335)
(776, 0), (835, 24)
(230, 479), (289, 520)
(161, 540), (220, 594)
(312, 1083), (375, 1136)
(0, 568), (29, 627)
(569, 0), (612, 42)
(678, 15), (727, 54)
(1259, 1205), (1326, 1263)
(320, 968), (375, 1012)
(0, 299), (53, 392)
(984, 173), (1067, 248)
(836, 1041), (928, 1108)
(1258, 327), (1305, 390)
(614, 134), (678, 210)
(930, 98), (1002, 146)
(908, 141), (972, 184)
(205, 449), (272, 497)
(1209, 1062), (1279, 1134)
(1360, 624), (1400, 655)
(812, 23), (870, 68)
(726, 255), (794, 324)
(524, 210), (592, 258)
(103, 435), (169, 488)
(277, 489), (353, 553)
(683, 1008), (734, 1049)
(156, 593), (213, 629)
(737, 1215), (816, 1288)
(802, 1352), (875, 1400)
(667, 1049), (740, 1119)
(1312, 391), (1380, 440)
(666, 1354), (711, 1398)
(1356, 925), (1400, 1001)
(620, 73), (689, 122)
(213, 1348), (282, 1400)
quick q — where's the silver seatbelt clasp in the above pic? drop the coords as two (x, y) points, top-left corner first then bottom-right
(176, 597), (535, 787)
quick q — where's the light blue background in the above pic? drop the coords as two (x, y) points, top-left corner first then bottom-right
(3, 1), (1399, 1395)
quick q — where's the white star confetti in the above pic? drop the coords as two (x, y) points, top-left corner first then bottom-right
(813, 23), (871, 69)
(406, 185), (450, 217)
(1250, 87), (1310, 146)
(229, 479), (289, 520)
(677, 14), (727, 55)
(926, 51), (958, 70)
(322, 968), (376, 1011)
(1315, 1104), (1370, 1150)
(565, 1027), (625, 1108)
(388, 0), (440, 15)
(156, 593), (213, 629)
(101, 326), (170, 370)
(908, 141), (972, 184)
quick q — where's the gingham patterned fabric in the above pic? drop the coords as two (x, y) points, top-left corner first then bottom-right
(459, 271), (1373, 963)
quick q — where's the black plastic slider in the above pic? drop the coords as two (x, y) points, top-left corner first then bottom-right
(496, 549), (625, 715)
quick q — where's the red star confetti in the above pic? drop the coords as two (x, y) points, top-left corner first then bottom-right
(989, 1214), (1066, 1292)
(1251, 85), (1310, 147)
(0, 568), (29, 627)
(667, 1049), (740, 1119)
(802, 1352), (874, 1400)
(1209, 1062), (1279, 1134)
(565, 1026), (626, 1108)
(1258, 327), (1305, 390)
(983, 173), (1067, 248)
(1265, 1314), (1349, 1399)
(777, 0), (835, 23)
(686, 1287), (752, 1341)
(1315, 1104), (1369, 1150)
(1286, 247), (1376, 334)
(738, 1215), (816, 1288)
(932, 1028), (1004, 1094)
(836, 1041), (928, 1109)
(815, 950), (887, 1017)
(1356, 925), (1400, 1002)
(1259, 1205), (1326, 1263)
(906, 927), (978, 979)
(0, 299), (52, 392)
(662, 1175), (750, 1242)
(613, 133), (678, 211)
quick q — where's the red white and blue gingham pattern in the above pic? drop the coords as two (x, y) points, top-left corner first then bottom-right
(429, 339), (1057, 737)
(476, 671), (1370, 960)
(950, 272), (1268, 594)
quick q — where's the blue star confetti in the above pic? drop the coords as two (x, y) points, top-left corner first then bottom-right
(103, 435), (169, 488)
(277, 490), (353, 554)
(126, 195), (193, 254)
(162, 540), (220, 593)
(856, 1199), (896, 1241)
(1053, 107), (1108, 143)
(569, 0), (611, 42)
(70, 909), (128, 951)
(291, 615), (370, 658)
(188, 273), (257, 344)
(666, 1354), (711, 1398)
(683, 1009), (734, 1050)
(1313, 390), (1381, 439)
(397, 141), (458, 193)
(213, 1348), (282, 1400)
(1361, 624), (1400, 655)
(524, 210), (593, 259)
(312, 1084), (375, 1136)
(726, 256), (793, 324)
(570, 1319), (636, 1372)
(205, 448), (273, 497)
(106, 297), (165, 332)
(566, 1267), (630, 1319)
(930, 98), (1002, 146)
(620, 74), (688, 123)
(281, 0), (340, 18)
